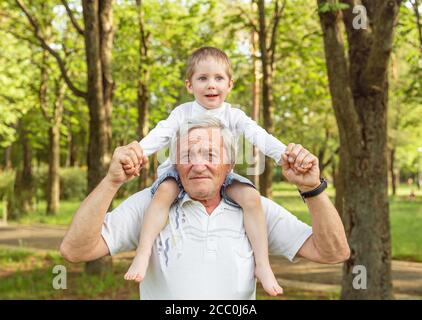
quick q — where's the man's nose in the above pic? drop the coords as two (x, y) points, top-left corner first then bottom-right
(190, 154), (208, 171)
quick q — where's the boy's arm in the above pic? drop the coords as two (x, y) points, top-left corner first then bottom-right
(234, 109), (286, 163)
(139, 106), (184, 156)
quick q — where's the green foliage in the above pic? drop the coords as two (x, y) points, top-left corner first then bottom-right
(317, 1), (350, 13)
(33, 166), (87, 201)
(0, 170), (15, 200)
(59, 167), (87, 200)
(0, 248), (138, 299)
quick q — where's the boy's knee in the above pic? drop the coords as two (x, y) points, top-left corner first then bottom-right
(156, 178), (180, 195)
(229, 184), (261, 208)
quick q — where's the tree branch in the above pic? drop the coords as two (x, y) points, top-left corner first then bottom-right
(361, 0), (401, 92)
(411, 0), (422, 54)
(237, 4), (259, 34)
(6, 28), (38, 46)
(340, 0), (371, 93)
(61, 0), (85, 36)
(269, 0), (286, 69)
(15, 0), (87, 99)
(317, 0), (361, 151)
(38, 51), (51, 121)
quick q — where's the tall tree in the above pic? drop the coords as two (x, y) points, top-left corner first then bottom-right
(317, 0), (401, 299)
(8, 117), (34, 220)
(15, 0), (115, 273)
(81, 0), (114, 274)
(250, 0), (261, 186)
(136, 0), (150, 190)
(256, 0), (285, 198)
(82, 0), (114, 194)
(38, 50), (66, 215)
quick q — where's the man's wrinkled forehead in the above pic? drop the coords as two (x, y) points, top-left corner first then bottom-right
(179, 128), (222, 150)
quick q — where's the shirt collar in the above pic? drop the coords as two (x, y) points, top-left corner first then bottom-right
(193, 100), (227, 113)
(178, 191), (236, 214)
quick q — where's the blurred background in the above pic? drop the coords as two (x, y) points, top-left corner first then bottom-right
(0, 0), (421, 300)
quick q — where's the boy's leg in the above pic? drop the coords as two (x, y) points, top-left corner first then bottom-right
(124, 179), (180, 282)
(226, 182), (283, 296)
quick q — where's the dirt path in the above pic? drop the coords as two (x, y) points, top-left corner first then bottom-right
(1, 223), (421, 299)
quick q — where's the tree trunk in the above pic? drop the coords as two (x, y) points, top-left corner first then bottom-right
(317, 0), (400, 299)
(4, 146), (12, 170)
(250, 13), (261, 187)
(8, 120), (34, 220)
(257, 0), (275, 198)
(68, 123), (78, 167)
(390, 148), (397, 196)
(82, 0), (114, 274)
(136, 0), (150, 190)
(47, 81), (65, 215)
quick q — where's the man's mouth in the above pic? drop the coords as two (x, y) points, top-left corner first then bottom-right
(190, 176), (210, 180)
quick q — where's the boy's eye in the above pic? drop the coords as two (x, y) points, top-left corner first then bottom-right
(216, 76), (224, 81)
(198, 76), (207, 81)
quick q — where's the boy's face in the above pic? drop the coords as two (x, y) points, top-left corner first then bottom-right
(185, 57), (233, 109)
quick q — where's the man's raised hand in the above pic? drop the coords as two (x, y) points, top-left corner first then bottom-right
(279, 143), (320, 192)
(106, 141), (147, 187)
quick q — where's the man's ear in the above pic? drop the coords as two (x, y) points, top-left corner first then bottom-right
(185, 79), (193, 94)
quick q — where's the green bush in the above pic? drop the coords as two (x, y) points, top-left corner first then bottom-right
(0, 170), (15, 199)
(59, 167), (87, 200)
(33, 166), (87, 201)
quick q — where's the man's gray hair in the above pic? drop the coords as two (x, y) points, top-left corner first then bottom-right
(169, 115), (237, 165)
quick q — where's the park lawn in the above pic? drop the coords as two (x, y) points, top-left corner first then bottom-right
(1, 182), (421, 262)
(0, 247), (338, 300)
(0, 248), (139, 300)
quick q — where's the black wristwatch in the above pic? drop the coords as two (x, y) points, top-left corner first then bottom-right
(298, 177), (328, 202)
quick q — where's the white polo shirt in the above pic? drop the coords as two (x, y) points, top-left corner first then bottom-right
(101, 188), (312, 300)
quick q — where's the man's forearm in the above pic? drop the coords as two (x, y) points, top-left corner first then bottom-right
(305, 191), (350, 262)
(60, 176), (121, 260)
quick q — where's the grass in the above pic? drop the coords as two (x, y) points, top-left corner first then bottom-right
(0, 248), (140, 300)
(1, 198), (125, 226)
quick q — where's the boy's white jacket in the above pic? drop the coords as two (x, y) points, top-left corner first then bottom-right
(139, 100), (286, 176)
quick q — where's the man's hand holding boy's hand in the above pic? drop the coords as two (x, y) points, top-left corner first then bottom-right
(279, 143), (321, 192)
(106, 141), (147, 188)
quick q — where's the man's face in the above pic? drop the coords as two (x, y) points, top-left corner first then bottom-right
(176, 128), (233, 201)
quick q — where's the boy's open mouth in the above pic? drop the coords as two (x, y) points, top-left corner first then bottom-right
(205, 94), (219, 98)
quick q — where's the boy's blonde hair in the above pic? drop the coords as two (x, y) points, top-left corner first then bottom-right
(185, 46), (233, 81)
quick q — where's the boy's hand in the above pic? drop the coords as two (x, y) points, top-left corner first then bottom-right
(121, 141), (145, 177)
(279, 143), (313, 174)
(279, 144), (320, 192)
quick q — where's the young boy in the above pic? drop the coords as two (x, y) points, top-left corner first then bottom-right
(123, 47), (311, 296)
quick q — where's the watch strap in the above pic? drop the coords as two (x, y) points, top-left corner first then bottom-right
(298, 178), (327, 202)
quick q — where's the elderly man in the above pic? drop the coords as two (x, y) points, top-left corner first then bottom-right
(60, 116), (350, 299)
